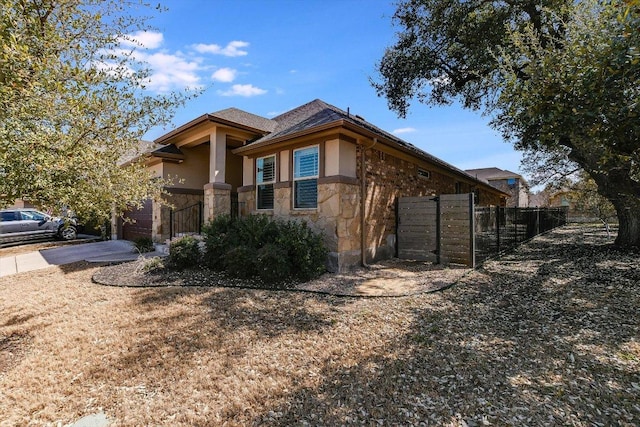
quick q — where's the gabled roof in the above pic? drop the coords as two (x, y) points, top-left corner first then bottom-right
(151, 98), (508, 195)
(154, 108), (275, 145)
(209, 107), (277, 133)
(234, 99), (486, 184)
(255, 99), (345, 142)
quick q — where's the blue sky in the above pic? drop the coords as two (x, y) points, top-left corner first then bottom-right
(132, 0), (525, 177)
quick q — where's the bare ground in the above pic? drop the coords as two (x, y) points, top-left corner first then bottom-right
(0, 224), (638, 426)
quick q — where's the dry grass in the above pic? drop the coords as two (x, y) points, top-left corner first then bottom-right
(0, 225), (638, 426)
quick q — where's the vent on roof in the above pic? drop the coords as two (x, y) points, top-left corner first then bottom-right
(355, 114), (365, 121)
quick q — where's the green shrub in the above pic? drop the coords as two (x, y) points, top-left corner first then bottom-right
(167, 235), (201, 270)
(223, 245), (257, 279)
(201, 215), (327, 285)
(201, 215), (235, 270)
(277, 220), (327, 282)
(133, 237), (155, 253)
(256, 243), (293, 287)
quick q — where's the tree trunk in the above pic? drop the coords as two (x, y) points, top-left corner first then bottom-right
(588, 168), (640, 249)
(613, 196), (640, 249)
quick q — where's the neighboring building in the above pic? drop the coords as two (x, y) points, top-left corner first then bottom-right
(5, 199), (36, 209)
(540, 188), (606, 223)
(465, 167), (530, 208)
(128, 99), (507, 271)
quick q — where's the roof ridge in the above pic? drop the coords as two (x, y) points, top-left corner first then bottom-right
(209, 107), (276, 133)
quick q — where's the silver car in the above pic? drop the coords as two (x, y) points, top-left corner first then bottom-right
(0, 208), (77, 245)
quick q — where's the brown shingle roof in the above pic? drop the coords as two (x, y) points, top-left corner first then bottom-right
(244, 99), (485, 184)
(209, 107), (277, 133)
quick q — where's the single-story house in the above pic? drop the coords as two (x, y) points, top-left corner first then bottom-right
(465, 167), (530, 208)
(124, 99), (507, 271)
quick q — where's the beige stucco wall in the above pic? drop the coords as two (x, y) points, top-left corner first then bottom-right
(147, 162), (164, 180)
(225, 149), (243, 191)
(242, 156), (254, 186)
(161, 144), (209, 189)
(325, 138), (357, 178)
(279, 150), (290, 182)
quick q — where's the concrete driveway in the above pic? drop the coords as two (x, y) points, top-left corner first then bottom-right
(0, 240), (164, 277)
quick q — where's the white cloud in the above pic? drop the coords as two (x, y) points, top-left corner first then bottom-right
(393, 127), (417, 134)
(193, 41), (249, 57)
(139, 51), (203, 92)
(211, 67), (237, 82)
(218, 84), (267, 97)
(100, 31), (203, 92)
(119, 30), (164, 49)
(98, 35), (255, 93)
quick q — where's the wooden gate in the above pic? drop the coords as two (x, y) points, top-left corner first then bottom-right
(397, 196), (439, 262)
(439, 193), (475, 267)
(397, 194), (475, 267)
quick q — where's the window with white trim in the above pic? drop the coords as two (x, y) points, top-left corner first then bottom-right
(256, 155), (275, 210)
(293, 146), (319, 209)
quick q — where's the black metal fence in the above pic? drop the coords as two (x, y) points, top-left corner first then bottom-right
(231, 193), (239, 219)
(170, 201), (203, 239)
(475, 206), (569, 264)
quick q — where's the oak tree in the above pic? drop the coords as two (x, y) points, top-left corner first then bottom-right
(374, 0), (640, 248)
(0, 0), (191, 225)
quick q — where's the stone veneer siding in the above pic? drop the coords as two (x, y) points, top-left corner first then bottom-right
(203, 183), (231, 222)
(236, 145), (504, 271)
(237, 179), (360, 273)
(153, 189), (204, 242)
(360, 146), (503, 262)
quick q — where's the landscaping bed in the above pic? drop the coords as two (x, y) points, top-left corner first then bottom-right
(0, 224), (638, 426)
(92, 257), (470, 297)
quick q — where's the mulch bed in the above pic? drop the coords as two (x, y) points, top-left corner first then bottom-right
(92, 257), (472, 297)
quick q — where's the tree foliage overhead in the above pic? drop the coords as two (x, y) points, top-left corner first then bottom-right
(0, 0), (192, 223)
(374, 0), (640, 248)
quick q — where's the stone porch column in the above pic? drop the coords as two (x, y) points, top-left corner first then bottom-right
(209, 128), (226, 184)
(204, 128), (230, 221)
(204, 183), (232, 221)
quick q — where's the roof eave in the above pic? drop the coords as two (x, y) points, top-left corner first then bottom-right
(231, 117), (508, 197)
(154, 114), (269, 145)
(232, 120), (346, 154)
